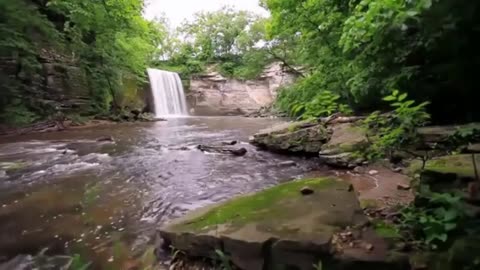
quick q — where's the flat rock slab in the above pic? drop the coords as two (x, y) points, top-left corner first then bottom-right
(159, 178), (371, 270)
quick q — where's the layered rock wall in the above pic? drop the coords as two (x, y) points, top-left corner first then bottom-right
(187, 63), (295, 116)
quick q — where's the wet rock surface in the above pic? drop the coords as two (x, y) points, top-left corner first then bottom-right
(197, 145), (247, 156)
(250, 120), (331, 154)
(250, 119), (369, 169)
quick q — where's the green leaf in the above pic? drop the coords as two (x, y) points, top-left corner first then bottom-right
(437, 233), (448, 242)
(423, 0), (432, 9)
(398, 93), (408, 101)
(383, 95), (396, 101)
(443, 209), (458, 221)
(444, 223), (457, 231)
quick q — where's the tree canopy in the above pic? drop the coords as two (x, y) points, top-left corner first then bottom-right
(266, 0), (480, 123)
(153, 7), (274, 80)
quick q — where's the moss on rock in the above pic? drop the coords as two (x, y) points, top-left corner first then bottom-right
(172, 178), (338, 232)
(408, 154), (477, 179)
(372, 220), (401, 239)
(159, 178), (386, 270)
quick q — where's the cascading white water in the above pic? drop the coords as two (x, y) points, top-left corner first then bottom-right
(147, 68), (189, 117)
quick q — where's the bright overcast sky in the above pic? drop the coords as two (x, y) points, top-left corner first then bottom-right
(143, 0), (269, 26)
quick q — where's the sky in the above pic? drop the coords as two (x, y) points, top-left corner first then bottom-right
(143, 0), (269, 26)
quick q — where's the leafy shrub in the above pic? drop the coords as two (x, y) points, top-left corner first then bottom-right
(214, 249), (233, 270)
(276, 73), (352, 119)
(361, 90), (430, 160)
(0, 102), (39, 126)
(400, 185), (466, 250)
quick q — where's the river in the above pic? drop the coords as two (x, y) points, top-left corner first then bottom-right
(0, 117), (319, 269)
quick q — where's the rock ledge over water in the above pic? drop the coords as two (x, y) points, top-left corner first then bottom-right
(159, 178), (405, 270)
(249, 120), (331, 154)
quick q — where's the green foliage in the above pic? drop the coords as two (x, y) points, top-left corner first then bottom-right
(400, 185), (466, 250)
(276, 73), (352, 119)
(361, 91), (430, 160)
(0, 102), (40, 126)
(69, 254), (91, 270)
(154, 8), (272, 80)
(50, 0), (161, 110)
(265, 0), (480, 123)
(0, 0), (161, 124)
(447, 125), (480, 151)
(0, 0), (61, 124)
(214, 249), (233, 270)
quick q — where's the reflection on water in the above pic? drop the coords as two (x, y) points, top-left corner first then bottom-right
(0, 117), (316, 269)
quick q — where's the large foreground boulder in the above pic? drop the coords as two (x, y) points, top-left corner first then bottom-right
(249, 120), (331, 154)
(159, 178), (405, 270)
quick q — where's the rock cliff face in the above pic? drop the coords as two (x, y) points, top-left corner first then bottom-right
(0, 48), (150, 119)
(40, 50), (91, 112)
(187, 63), (295, 116)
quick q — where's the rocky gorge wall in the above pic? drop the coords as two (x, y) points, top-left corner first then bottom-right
(187, 63), (296, 116)
(0, 48), (150, 121)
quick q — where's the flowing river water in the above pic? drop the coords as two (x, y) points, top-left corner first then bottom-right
(0, 117), (323, 269)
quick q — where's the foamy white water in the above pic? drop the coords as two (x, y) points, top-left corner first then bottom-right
(147, 68), (188, 117)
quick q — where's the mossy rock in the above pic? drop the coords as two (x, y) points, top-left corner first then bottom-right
(159, 178), (408, 270)
(321, 123), (367, 154)
(408, 154), (478, 181)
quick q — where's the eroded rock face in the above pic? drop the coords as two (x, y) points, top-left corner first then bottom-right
(318, 122), (368, 168)
(187, 63), (295, 116)
(249, 120), (331, 154)
(158, 178), (368, 270)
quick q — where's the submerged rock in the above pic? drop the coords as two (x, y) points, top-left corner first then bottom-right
(221, 140), (238, 146)
(197, 145), (247, 156)
(158, 178), (404, 270)
(97, 136), (114, 142)
(277, 160), (297, 167)
(250, 120), (330, 154)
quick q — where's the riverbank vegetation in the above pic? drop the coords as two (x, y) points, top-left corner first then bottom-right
(0, 0), (162, 126)
(267, 0), (479, 124)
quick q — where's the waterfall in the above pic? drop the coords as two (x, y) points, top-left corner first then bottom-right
(147, 68), (189, 117)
